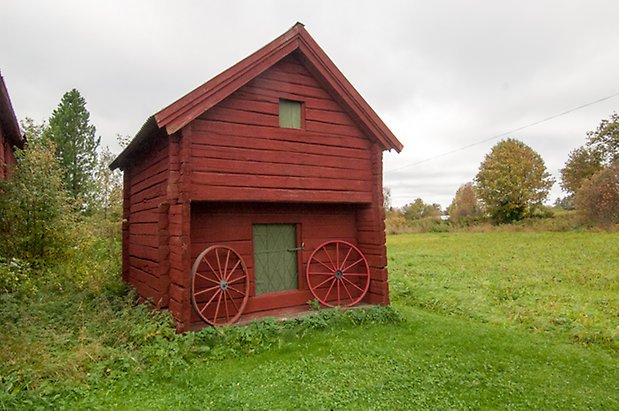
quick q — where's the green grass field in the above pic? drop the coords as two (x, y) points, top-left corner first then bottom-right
(1, 232), (618, 409)
(389, 232), (619, 353)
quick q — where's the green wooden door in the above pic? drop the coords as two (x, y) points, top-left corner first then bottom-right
(253, 224), (298, 295)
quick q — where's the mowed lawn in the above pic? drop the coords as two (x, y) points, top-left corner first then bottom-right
(67, 232), (619, 410)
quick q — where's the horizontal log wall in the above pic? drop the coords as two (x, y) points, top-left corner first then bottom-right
(166, 129), (193, 331)
(190, 54), (373, 204)
(124, 134), (169, 307)
(0, 129), (18, 180)
(356, 144), (389, 305)
(189, 202), (357, 328)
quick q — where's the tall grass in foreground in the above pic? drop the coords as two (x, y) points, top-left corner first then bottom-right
(388, 231), (619, 353)
(1, 231), (617, 409)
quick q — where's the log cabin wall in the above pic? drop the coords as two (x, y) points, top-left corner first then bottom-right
(124, 134), (170, 306)
(165, 129), (194, 330)
(356, 143), (389, 305)
(189, 53), (374, 204)
(0, 126), (7, 179)
(189, 202), (359, 328)
(1, 136), (18, 179)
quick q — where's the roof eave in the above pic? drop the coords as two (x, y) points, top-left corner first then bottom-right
(109, 116), (158, 170)
(0, 74), (24, 149)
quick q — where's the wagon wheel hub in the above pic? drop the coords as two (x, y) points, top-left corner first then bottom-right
(334, 269), (343, 279)
(220, 280), (229, 290)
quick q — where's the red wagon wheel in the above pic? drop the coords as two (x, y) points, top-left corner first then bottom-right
(191, 245), (249, 326)
(306, 240), (370, 308)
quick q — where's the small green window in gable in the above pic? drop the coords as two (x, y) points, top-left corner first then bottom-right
(279, 99), (302, 129)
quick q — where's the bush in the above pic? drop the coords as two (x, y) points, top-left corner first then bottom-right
(575, 166), (619, 228)
(0, 142), (73, 264)
(0, 258), (35, 295)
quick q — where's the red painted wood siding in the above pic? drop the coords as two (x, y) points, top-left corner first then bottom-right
(125, 135), (169, 304)
(189, 54), (374, 203)
(0, 127), (18, 180)
(189, 202), (358, 326)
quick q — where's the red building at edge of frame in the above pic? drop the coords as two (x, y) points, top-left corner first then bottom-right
(110, 23), (403, 331)
(0, 73), (25, 180)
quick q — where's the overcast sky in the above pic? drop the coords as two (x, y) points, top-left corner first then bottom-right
(2, 1), (618, 208)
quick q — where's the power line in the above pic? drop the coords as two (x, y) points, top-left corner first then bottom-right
(384, 90), (619, 175)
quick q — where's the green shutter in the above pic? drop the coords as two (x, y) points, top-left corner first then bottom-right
(279, 99), (302, 129)
(253, 224), (298, 295)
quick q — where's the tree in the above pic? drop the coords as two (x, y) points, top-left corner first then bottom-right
(553, 196), (574, 210)
(402, 198), (441, 220)
(574, 165), (619, 227)
(93, 146), (123, 221)
(0, 130), (72, 262)
(560, 146), (603, 197)
(475, 138), (554, 223)
(448, 182), (482, 222)
(561, 112), (619, 197)
(383, 187), (392, 211)
(586, 112), (619, 165)
(20, 117), (47, 145)
(46, 89), (100, 202)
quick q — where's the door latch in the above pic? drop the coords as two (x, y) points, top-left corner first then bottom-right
(287, 242), (305, 252)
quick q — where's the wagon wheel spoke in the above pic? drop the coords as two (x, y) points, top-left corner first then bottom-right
(222, 289), (230, 321)
(321, 246), (337, 271)
(195, 272), (219, 285)
(227, 274), (246, 285)
(215, 249), (223, 280)
(342, 276), (365, 293)
(225, 260), (242, 281)
(226, 289), (240, 312)
(213, 291), (223, 323)
(306, 241), (370, 308)
(200, 289), (222, 315)
(335, 242), (339, 269)
(341, 258), (364, 273)
(191, 245), (250, 326)
(341, 279), (354, 302)
(194, 284), (221, 297)
(313, 275), (335, 289)
(223, 249), (231, 281)
(314, 258), (335, 273)
(323, 277), (337, 302)
(202, 257), (222, 281)
(338, 246), (354, 271)
(227, 285), (246, 296)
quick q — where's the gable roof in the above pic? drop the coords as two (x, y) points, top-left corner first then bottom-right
(111, 23), (402, 170)
(0, 73), (24, 150)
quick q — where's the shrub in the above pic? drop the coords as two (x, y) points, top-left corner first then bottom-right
(575, 166), (619, 228)
(0, 258), (35, 295)
(0, 142), (74, 264)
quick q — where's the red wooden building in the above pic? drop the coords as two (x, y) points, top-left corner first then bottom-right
(110, 23), (403, 331)
(0, 73), (24, 180)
